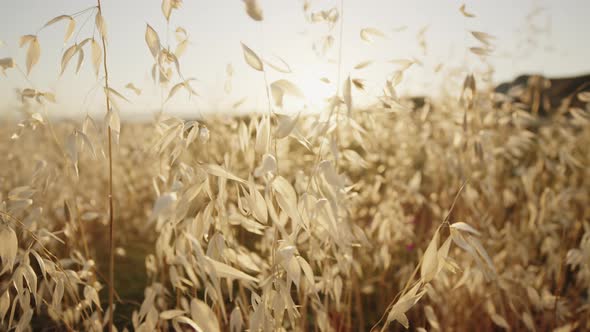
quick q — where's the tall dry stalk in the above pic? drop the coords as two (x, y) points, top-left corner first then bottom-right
(95, 0), (115, 330)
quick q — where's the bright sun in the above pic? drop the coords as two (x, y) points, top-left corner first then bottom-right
(294, 70), (334, 112)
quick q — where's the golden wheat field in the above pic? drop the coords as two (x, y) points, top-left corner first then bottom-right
(1, 0), (590, 331)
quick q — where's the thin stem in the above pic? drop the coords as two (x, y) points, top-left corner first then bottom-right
(257, 20), (279, 174)
(0, 211), (99, 324)
(354, 274), (365, 332)
(552, 226), (568, 329)
(15, 63), (63, 154)
(304, 0), (345, 194)
(15, 64), (36, 87)
(334, 0), (345, 169)
(262, 69), (278, 173)
(71, 6), (98, 19)
(81, 76), (106, 114)
(96, 0), (115, 331)
(35, 6), (96, 35)
(335, 0), (345, 98)
(72, 8), (97, 43)
(370, 180), (468, 331)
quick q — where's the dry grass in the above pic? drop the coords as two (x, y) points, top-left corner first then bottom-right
(1, 96), (589, 331)
(1, 1), (590, 331)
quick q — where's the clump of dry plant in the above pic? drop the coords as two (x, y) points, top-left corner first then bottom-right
(1, 1), (589, 331)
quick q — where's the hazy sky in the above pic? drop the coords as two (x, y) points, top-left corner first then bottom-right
(1, 0), (589, 118)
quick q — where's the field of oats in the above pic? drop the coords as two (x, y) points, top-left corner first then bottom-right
(1, 1), (590, 331)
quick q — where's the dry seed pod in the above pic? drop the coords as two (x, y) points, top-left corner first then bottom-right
(243, 0), (263, 21)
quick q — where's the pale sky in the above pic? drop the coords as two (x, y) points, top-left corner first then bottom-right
(1, 0), (589, 118)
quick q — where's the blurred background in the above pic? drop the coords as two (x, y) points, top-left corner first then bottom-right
(1, 0), (589, 118)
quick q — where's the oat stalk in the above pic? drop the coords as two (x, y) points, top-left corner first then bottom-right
(95, 0), (115, 331)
